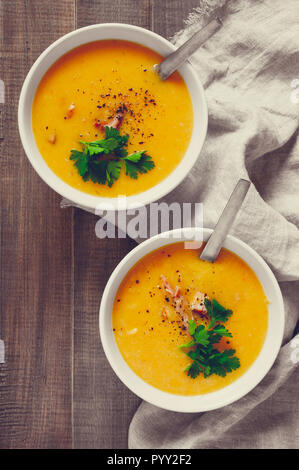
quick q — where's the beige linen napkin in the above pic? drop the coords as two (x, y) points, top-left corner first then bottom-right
(128, 0), (299, 449)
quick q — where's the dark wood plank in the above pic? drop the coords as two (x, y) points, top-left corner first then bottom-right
(73, 0), (200, 449)
(73, 0), (151, 449)
(76, 0), (150, 28)
(73, 217), (138, 449)
(0, 0), (74, 449)
(151, 0), (200, 38)
(0, 3), (3, 140)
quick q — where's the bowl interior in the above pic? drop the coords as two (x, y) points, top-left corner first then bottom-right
(18, 23), (208, 211)
(99, 228), (284, 412)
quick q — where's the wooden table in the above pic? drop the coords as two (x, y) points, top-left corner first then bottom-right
(0, 0), (201, 449)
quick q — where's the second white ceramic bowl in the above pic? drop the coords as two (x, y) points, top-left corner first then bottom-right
(18, 23), (208, 211)
(99, 228), (284, 412)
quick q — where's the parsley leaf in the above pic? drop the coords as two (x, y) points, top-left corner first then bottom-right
(79, 137), (120, 155)
(212, 324), (232, 338)
(179, 298), (240, 380)
(178, 340), (197, 349)
(105, 126), (129, 147)
(208, 349), (240, 377)
(185, 361), (201, 379)
(106, 160), (122, 187)
(70, 149), (88, 176)
(87, 160), (108, 184)
(124, 152), (155, 179)
(188, 319), (196, 336)
(70, 126), (155, 187)
(193, 324), (210, 347)
(205, 298), (233, 328)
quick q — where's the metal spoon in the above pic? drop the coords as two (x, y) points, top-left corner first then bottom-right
(200, 179), (251, 263)
(156, 16), (223, 81)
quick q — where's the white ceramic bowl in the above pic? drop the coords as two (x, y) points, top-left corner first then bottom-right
(18, 23), (208, 211)
(99, 228), (285, 412)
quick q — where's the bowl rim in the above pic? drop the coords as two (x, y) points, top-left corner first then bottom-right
(99, 227), (285, 412)
(18, 22), (208, 211)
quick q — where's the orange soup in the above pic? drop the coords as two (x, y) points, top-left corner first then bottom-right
(112, 242), (268, 395)
(32, 40), (193, 197)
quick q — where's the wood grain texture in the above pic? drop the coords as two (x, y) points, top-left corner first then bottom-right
(0, 2), (3, 140)
(150, 0), (199, 38)
(0, 0), (74, 449)
(73, 216), (138, 449)
(76, 0), (150, 28)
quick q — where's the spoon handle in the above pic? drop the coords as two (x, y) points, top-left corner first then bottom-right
(157, 17), (222, 81)
(200, 179), (251, 263)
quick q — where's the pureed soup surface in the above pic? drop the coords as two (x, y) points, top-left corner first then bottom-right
(32, 40), (193, 197)
(113, 242), (269, 395)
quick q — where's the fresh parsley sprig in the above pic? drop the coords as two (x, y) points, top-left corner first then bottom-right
(70, 126), (155, 187)
(179, 299), (240, 379)
(124, 152), (155, 179)
(205, 298), (233, 328)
